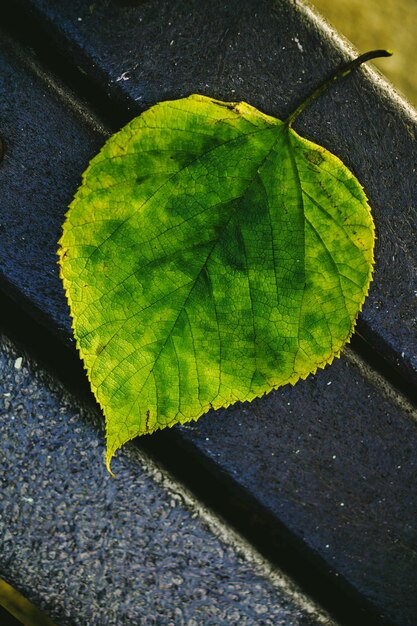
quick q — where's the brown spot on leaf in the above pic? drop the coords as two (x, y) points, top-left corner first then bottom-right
(305, 150), (324, 166)
(213, 100), (236, 111)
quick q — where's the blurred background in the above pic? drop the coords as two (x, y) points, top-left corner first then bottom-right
(309, 0), (417, 108)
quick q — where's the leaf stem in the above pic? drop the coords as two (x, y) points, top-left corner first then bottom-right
(285, 49), (392, 128)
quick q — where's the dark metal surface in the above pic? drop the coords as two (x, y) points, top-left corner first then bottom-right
(0, 34), (105, 336)
(0, 331), (330, 626)
(175, 355), (417, 624)
(0, 1), (417, 624)
(4, 0), (417, 387)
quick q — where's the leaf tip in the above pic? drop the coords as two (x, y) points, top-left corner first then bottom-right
(105, 450), (117, 478)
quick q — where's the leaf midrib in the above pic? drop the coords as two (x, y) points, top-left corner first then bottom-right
(119, 125), (289, 422)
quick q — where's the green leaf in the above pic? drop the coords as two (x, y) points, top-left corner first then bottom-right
(59, 94), (374, 470)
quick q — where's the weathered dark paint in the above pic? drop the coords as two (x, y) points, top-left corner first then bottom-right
(3, 0), (417, 387)
(0, 1), (416, 624)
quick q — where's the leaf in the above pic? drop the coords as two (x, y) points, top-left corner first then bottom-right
(59, 94), (374, 470)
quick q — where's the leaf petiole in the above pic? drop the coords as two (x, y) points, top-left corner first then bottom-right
(285, 49), (393, 128)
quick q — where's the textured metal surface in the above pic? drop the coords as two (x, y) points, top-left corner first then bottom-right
(175, 352), (417, 623)
(0, 331), (332, 626)
(0, 33), (105, 336)
(0, 2), (417, 625)
(4, 0), (417, 386)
